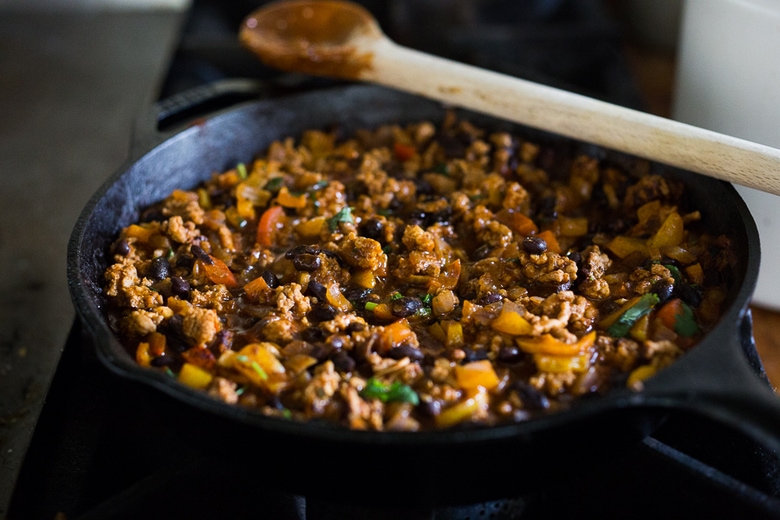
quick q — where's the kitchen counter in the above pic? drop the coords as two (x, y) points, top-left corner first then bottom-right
(0, 8), (186, 517)
(1, 5), (780, 519)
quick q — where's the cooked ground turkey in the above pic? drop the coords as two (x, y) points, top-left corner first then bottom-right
(104, 113), (737, 431)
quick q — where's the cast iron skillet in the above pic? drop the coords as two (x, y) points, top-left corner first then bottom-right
(68, 81), (780, 507)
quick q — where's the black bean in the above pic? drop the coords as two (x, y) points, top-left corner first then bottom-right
(149, 256), (171, 281)
(170, 276), (191, 299)
(417, 398), (441, 418)
(346, 322), (366, 333)
(328, 335), (346, 350)
(301, 326), (327, 344)
(342, 287), (371, 303)
(677, 282), (703, 308)
(359, 218), (386, 243)
(462, 348), (489, 363)
(537, 195), (558, 219)
(388, 196), (404, 212)
(388, 344), (425, 362)
(476, 292), (503, 306)
(115, 239), (131, 257)
(308, 304), (338, 322)
(497, 345), (523, 364)
(285, 244), (318, 259)
(414, 178), (435, 197)
(150, 355), (175, 367)
(261, 270), (279, 289)
(190, 245), (212, 264)
(522, 236), (548, 255)
(409, 209), (427, 227)
(391, 297), (424, 317)
(306, 279), (328, 301)
(175, 253), (194, 270)
(653, 279), (675, 304)
(293, 253), (321, 272)
(308, 343), (330, 361)
(513, 381), (550, 411)
(332, 350), (356, 372)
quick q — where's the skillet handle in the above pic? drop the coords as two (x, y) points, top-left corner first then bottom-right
(130, 78), (270, 159)
(643, 310), (780, 454)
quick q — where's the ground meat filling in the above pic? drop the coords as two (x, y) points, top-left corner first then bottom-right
(104, 115), (736, 431)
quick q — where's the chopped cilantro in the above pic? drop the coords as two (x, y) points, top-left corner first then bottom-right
(420, 293), (433, 305)
(391, 292), (403, 301)
(360, 377), (419, 405)
(328, 207), (354, 231)
(165, 368), (176, 378)
(265, 177), (284, 192)
(674, 301), (700, 337)
(607, 293), (660, 338)
(433, 163), (450, 176)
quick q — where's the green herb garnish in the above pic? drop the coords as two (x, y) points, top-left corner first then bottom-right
(265, 177), (284, 192)
(328, 206), (354, 231)
(673, 300), (700, 337)
(237, 162), (248, 179)
(360, 377), (419, 405)
(607, 293), (660, 338)
(391, 292), (403, 301)
(309, 180), (328, 191)
(365, 302), (378, 311)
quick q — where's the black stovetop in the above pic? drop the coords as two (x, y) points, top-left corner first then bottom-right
(9, 1), (780, 518)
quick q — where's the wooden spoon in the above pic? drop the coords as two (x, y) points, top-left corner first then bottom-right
(240, 0), (780, 196)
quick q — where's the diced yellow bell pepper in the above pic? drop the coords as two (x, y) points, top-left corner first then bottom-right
(428, 321), (447, 343)
(295, 216), (327, 239)
(442, 320), (464, 348)
(136, 341), (152, 367)
(607, 236), (647, 259)
(455, 360), (500, 391)
(627, 364), (657, 389)
(533, 352), (591, 373)
(435, 388), (488, 429)
(326, 282), (352, 312)
(647, 211), (684, 248)
(351, 269), (376, 289)
(178, 362), (214, 390)
(234, 342), (287, 391)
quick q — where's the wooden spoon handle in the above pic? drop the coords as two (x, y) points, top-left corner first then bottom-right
(362, 38), (780, 195)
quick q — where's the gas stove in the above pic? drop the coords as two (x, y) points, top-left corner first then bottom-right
(8, 1), (780, 518)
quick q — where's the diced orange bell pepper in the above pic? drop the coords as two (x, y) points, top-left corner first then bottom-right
(516, 331), (596, 356)
(256, 205), (285, 248)
(243, 275), (271, 302)
(276, 186), (308, 209)
(491, 306), (533, 336)
(379, 320), (416, 352)
(647, 211), (684, 248)
(200, 254), (238, 288)
(393, 142), (416, 161)
(496, 209), (539, 236)
(455, 360), (500, 391)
